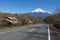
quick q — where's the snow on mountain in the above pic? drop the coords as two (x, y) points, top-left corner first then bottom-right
(32, 8), (53, 14)
(32, 8), (46, 13)
(48, 12), (53, 14)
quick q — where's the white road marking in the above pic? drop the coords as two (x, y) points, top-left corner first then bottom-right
(0, 26), (28, 34)
(0, 26), (36, 34)
(0, 29), (21, 34)
(48, 25), (51, 40)
(29, 28), (36, 32)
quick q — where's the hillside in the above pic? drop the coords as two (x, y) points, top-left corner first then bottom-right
(0, 12), (42, 28)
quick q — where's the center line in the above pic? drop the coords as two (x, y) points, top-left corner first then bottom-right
(29, 28), (36, 32)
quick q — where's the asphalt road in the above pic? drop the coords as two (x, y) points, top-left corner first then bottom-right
(0, 24), (60, 40)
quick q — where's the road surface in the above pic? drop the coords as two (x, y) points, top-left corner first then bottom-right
(0, 24), (60, 40)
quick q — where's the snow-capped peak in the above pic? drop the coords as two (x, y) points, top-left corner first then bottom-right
(32, 8), (46, 13)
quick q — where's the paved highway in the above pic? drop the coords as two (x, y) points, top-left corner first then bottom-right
(0, 24), (60, 40)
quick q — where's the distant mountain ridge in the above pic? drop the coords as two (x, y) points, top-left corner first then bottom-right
(23, 8), (53, 19)
(26, 12), (51, 19)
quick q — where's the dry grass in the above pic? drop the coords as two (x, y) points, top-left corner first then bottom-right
(0, 26), (21, 30)
(0, 24), (36, 31)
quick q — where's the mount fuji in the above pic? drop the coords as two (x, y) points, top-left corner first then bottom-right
(23, 8), (53, 19)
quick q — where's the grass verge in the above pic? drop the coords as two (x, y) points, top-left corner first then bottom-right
(49, 24), (60, 38)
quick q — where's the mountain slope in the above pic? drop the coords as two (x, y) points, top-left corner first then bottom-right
(24, 8), (52, 19)
(26, 12), (51, 19)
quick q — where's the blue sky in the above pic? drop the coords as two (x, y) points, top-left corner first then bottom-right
(0, 0), (60, 13)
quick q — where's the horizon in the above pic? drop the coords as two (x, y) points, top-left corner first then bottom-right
(0, 0), (60, 14)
